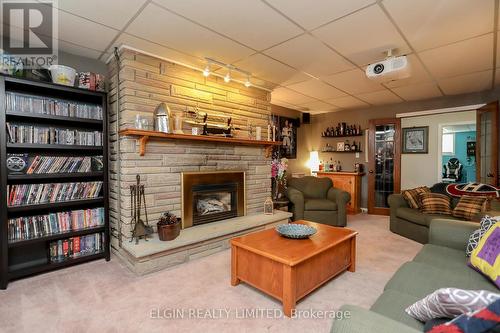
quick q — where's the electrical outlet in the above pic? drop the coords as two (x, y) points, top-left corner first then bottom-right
(355, 152), (360, 158)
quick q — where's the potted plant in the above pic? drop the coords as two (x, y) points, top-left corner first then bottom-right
(157, 211), (181, 241)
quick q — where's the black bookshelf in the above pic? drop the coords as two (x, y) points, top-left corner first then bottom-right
(0, 75), (109, 289)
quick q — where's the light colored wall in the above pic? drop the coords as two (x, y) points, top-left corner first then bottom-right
(400, 111), (476, 189)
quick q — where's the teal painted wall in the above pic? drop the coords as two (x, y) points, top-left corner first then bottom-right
(443, 131), (476, 182)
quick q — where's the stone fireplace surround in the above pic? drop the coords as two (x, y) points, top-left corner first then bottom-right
(108, 48), (292, 274)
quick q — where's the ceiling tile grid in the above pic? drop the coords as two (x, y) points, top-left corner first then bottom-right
(6, 0), (499, 113)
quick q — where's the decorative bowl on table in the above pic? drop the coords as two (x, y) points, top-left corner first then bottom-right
(276, 224), (317, 239)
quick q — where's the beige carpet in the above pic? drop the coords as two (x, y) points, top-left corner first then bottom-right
(0, 214), (422, 333)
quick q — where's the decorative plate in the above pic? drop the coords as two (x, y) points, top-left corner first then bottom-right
(275, 224), (317, 239)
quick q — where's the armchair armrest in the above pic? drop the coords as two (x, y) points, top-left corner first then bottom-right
(429, 219), (478, 251)
(287, 187), (305, 221)
(331, 305), (421, 333)
(328, 188), (350, 227)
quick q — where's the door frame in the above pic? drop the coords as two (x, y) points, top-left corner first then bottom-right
(368, 118), (401, 215)
(476, 102), (499, 185)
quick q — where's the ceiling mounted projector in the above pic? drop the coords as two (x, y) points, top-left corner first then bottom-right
(366, 50), (411, 82)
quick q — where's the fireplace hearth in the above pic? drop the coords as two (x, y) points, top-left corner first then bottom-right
(182, 171), (245, 228)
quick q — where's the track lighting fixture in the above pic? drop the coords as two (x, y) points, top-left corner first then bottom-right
(203, 57), (252, 87)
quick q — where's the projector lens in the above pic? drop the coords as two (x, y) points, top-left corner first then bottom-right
(374, 63), (384, 74)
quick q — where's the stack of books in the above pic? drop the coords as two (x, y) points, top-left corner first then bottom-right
(8, 207), (105, 241)
(6, 123), (103, 146)
(6, 92), (103, 120)
(49, 233), (104, 262)
(7, 181), (103, 206)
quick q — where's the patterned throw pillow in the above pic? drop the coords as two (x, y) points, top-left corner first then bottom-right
(469, 222), (500, 288)
(452, 195), (488, 220)
(420, 193), (452, 215)
(426, 298), (500, 333)
(405, 288), (500, 322)
(402, 186), (431, 209)
(466, 216), (499, 257)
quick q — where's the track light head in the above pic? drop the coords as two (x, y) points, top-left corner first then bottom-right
(224, 72), (231, 83)
(244, 76), (251, 87)
(202, 65), (210, 77)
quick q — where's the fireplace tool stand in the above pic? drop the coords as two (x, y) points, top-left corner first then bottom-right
(129, 174), (153, 244)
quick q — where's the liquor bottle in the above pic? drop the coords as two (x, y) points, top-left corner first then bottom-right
(319, 160), (324, 171)
(351, 140), (357, 151)
(332, 160), (337, 172)
(358, 125), (362, 135)
(337, 160), (342, 172)
(329, 158), (334, 171)
(344, 140), (350, 151)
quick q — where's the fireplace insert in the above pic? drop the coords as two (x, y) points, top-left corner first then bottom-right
(192, 182), (238, 226)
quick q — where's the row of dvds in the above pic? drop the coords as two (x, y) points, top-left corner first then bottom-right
(26, 155), (102, 174)
(6, 123), (103, 146)
(49, 233), (104, 263)
(8, 207), (105, 242)
(7, 181), (103, 206)
(6, 92), (103, 120)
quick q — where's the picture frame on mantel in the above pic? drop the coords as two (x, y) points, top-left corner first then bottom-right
(402, 126), (429, 154)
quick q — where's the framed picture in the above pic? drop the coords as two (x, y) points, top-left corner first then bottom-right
(336, 142), (345, 152)
(272, 115), (298, 159)
(402, 126), (429, 154)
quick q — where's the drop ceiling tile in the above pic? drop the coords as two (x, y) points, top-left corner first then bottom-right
(264, 34), (354, 77)
(58, 40), (103, 60)
(298, 100), (337, 112)
(271, 98), (306, 111)
(312, 5), (411, 66)
(271, 87), (316, 105)
(326, 96), (369, 109)
(357, 89), (403, 105)
(322, 69), (384, 94)
(390, 82), (443, 101)
(154, 0), (303, 50)
(266, 0), (376, 30)
(126, 3), (253, 64)
(232, 54), (310, 85)
(107, 33), (206, 67)
(286, 79), (347, 100)
(438, 70), (493, 95)
(58, 11), (119, 52)
(54, 0), (147, 30)
(384, 54), (434, 88)
(419, 34), (493, 79)
(383, 0), (494, 51)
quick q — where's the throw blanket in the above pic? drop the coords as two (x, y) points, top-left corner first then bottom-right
(446, 183), (500, 198)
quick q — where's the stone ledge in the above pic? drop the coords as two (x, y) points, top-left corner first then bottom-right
(121, 211), (292, 259)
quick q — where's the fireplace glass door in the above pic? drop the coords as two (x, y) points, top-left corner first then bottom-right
(192, 183), (238, 225)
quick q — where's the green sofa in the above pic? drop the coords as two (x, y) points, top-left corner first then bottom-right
(331, 219), (499, 333)
(287, 176), (350, 227)
(389, 193), (500, 244)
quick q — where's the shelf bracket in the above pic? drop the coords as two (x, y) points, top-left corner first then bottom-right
(264, 146), (273, 158)
(139, 136), (149, 156)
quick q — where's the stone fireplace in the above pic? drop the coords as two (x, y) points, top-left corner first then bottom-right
(182, 171), (245, 228)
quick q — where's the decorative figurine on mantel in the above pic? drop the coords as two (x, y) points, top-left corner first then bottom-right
(154, 102), (173, 133)
(129, 175), (154, 244)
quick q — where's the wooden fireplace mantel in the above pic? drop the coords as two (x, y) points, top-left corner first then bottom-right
(119, 128), (282, 157)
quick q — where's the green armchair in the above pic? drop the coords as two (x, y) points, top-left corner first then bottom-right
(287, 176), (351, 227)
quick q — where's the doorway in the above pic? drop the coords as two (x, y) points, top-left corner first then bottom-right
(368, 118), (401, 215)
(476, 102), (499, 185)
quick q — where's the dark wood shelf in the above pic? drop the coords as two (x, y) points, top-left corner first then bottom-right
(8, 226), (106, 248)
(119, 128), (281, 157)
(6, 111), (103, 126)
(8, 172), (104, 181)
(321, 151), (363, 153)
(7, 198), (104, 214)
(8, 252), (105, 280)
(321, 134), (364, 138)
(7, 143), (103, 151)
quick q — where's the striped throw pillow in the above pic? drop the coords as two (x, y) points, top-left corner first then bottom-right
(420, 193), (452, 215)
(452, 195), (488, 221)
(402, 186), (431, 209)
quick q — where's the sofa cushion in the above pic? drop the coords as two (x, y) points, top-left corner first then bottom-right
(396, 208), (431, 226)
(370, 289), (424, 330)
(420, 193), (452, 215)
(413, 244), (467, 272)
(402, 186), (430, 209)
(452, 195), (488, 221)
(304, 198), (337, 211)
(384, 262), (498, 298)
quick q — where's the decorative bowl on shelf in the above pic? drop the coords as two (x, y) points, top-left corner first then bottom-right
(276, 224), (317, 239)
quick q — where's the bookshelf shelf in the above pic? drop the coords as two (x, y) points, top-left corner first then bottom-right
(8, 226), (106, 248)
(321, 134), (364, 138)
(8, 252), (105, 280)
(8, 172), (104, 181)
(7, 198), (105, 214)
(6, 111), (103, 126)
(0, 75), (109, 289)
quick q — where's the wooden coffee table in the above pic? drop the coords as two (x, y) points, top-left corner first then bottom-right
(230, 220), (357, 317)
